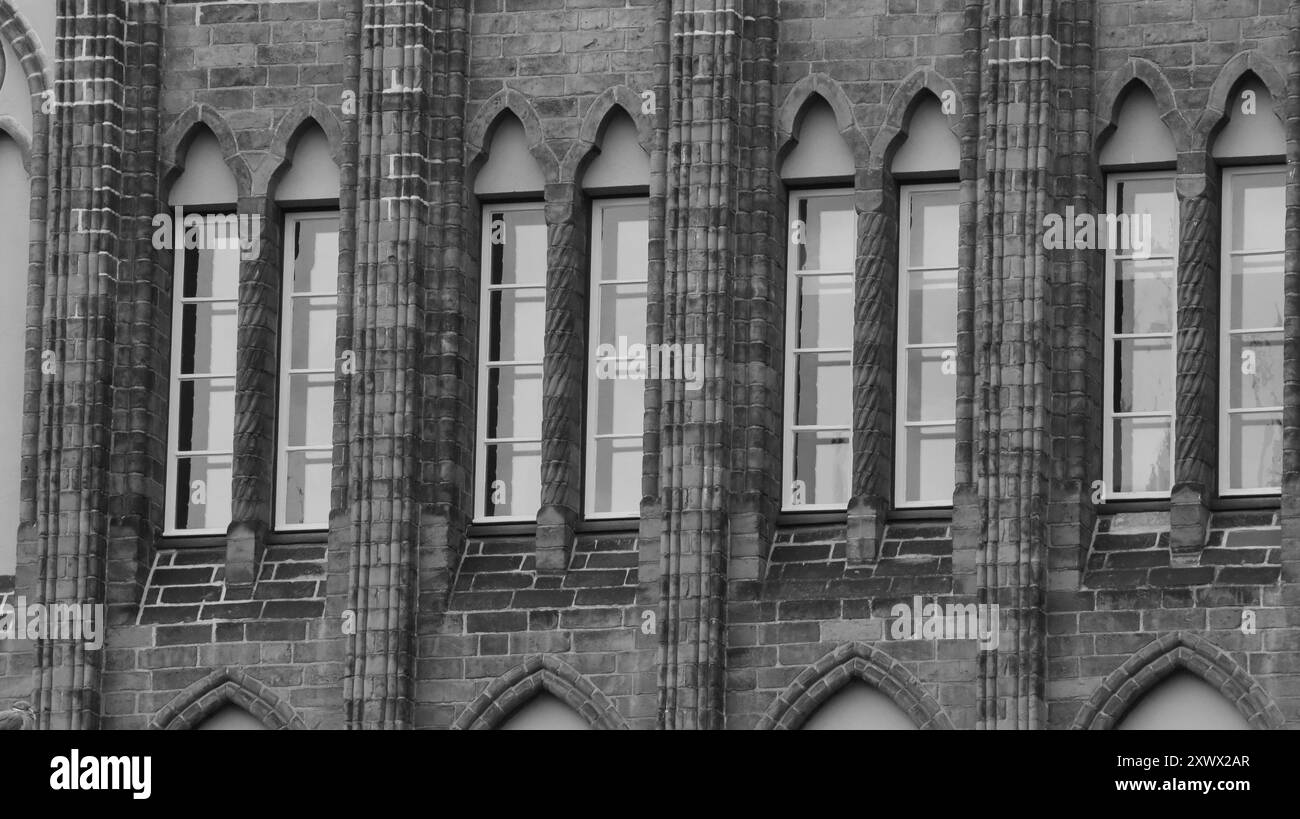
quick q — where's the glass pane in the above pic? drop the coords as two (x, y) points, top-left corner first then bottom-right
(593, 374), (644, 436)
(181, 301), (238, 375)
(596, 282), (647, 347)
(908, 192), (959, 269)
(1229, 332), (1282, 410)
(486, 365), (542, 439)
(904, 347), (956, 423)
(901, 424), (955, 505)
(286, 372), (335, 447)
(1116, 178), (1177, 257)
(589, 436), (642, 515)
(282, 449), (331, 527)
(905, 268), (957, 344)
(177, 378), (235, 452)
(600, 204), (649, 281)
(1112, 416), (1172, 494)
(796, 274), (853, 349)
(291, 216), (340, 293)
(1228, 253), (1283, 330)
(790, 428), (851, 507)
(1230, 171), (1284, 253)
(290, 296), (338, 370)
(489, 287), (545, 362)
(1114, 260), (1175, 335)
(794, 351), (852, 427)
(172, 454), (232, 531)
(182, 240), (241, 300)
(482, 441), (541, 518)
(1113, 338), (1172, 413)
(489, 208), (547, 286)
(797, 195), (855, 271)
(1227, 412), (1282, 491)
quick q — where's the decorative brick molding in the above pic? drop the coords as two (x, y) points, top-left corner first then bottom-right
(755, 642), (953, 730)
(1072, 631), (1285, 730)
(451, 654), (628, 730)
(1093, 59), (1190, 153)
(149, 667), (307, 730)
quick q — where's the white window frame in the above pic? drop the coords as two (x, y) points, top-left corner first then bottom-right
(165, 209), (239, 536)
(584, 196), (648, 520)
(475, 201), (547, 523)
(275, 210), (340, 531)
(1218, 165), (1285, 497)
(782, 187), (856, 512)
(1102, 170), (1178, 501)
(895, 182), (959, 509)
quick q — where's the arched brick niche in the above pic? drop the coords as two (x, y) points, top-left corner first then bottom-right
(149, 667), (307, 730)
(451, 654), (628, 730)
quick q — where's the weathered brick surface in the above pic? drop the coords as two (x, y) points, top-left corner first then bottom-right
(1, 0), (1299, 731)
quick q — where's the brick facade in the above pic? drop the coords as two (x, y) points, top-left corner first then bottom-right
(0, 0), (1297, 729)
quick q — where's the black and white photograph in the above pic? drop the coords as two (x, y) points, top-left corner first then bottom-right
(0, 0), (1294, 804)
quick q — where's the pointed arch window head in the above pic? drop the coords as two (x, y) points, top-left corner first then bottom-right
(1099, 85), (1177, 170)
(274, 124), (340, 204)
(1116, 671), (1253, 730)
(498, 693), (592, 730)
(169, 129), (238, 208)
(582, 110), (649, 192)
(474, 113), (545, 197)
(780, 96), (854, 183)
(890, 94), (959, 178)
(801, 681), (920, 730)
(1212, 76), (1284, 164)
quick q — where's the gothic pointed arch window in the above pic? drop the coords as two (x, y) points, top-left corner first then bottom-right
(1213, 76), (1285, 496)
(1098, 85), (1179, 499)
(780, 95), (856, 511)
(497, 692), (592, 730)
(800, 680), (919, 730)
(1115, 671), (1252, 730)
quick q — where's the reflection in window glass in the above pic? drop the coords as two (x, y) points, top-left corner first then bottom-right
(1221, 168), (1284, 494)
(478, 206), (547, 520)
(169, 215), (240, 533)
(277, 213), (339, 529)
(784, 190), (854, 510)
(587, 200), (648, 517)
(1105, 174), (1177, 497)
(896, 186), (958, 507)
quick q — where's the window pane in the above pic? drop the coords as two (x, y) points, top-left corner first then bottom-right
(902, 424), (954, 505)
(596, 282), (647, 347)
(1116, 178), (1178, 257)
(593, 375), (643, 436)
(486, 365), (543, 439)
(177, 378), (235, 452)
(1114, 260), (1174, 334)
(290, 216), (340, 293)
(489, 287), (546, 362)
(796, 274), (853, 349)
(286, 372), (335, 447)
(181, 301), (238, 374)
(904, 347), (956, 423)
(1226, 412), (1282, 490)
(600, 205), (649, 281)
(1228, 332), (1282, 409)
(798, 196), (855, 271)
(908, 194), (958, 269)
(790, 428), (851, 507)
(490, 209), (547, 285)
(906, 268), (957, 344)
(1112, 338), (1173, 413)
(1112, 417), (1172, 494)
(289, 296), (338, 370)
(483, 441), (541, 518)
(1228, 253), (1283, 329)
(794, 351), (852, 427)
(173, 454), (233, 531)
(182, 243), (240, 300)
(589, 437), (642, 514)
(282, 450), (331, 527)
(1229, 172), (1285, 252)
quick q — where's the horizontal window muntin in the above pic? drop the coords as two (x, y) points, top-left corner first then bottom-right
(783, 188), (855, 512)
(585, 197), (649, 519)
(476, 202), (547, 523)
(895, 182), (958, 509)
(1102, 171), (1178, 501)
(1219, 166), (1284, 497)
